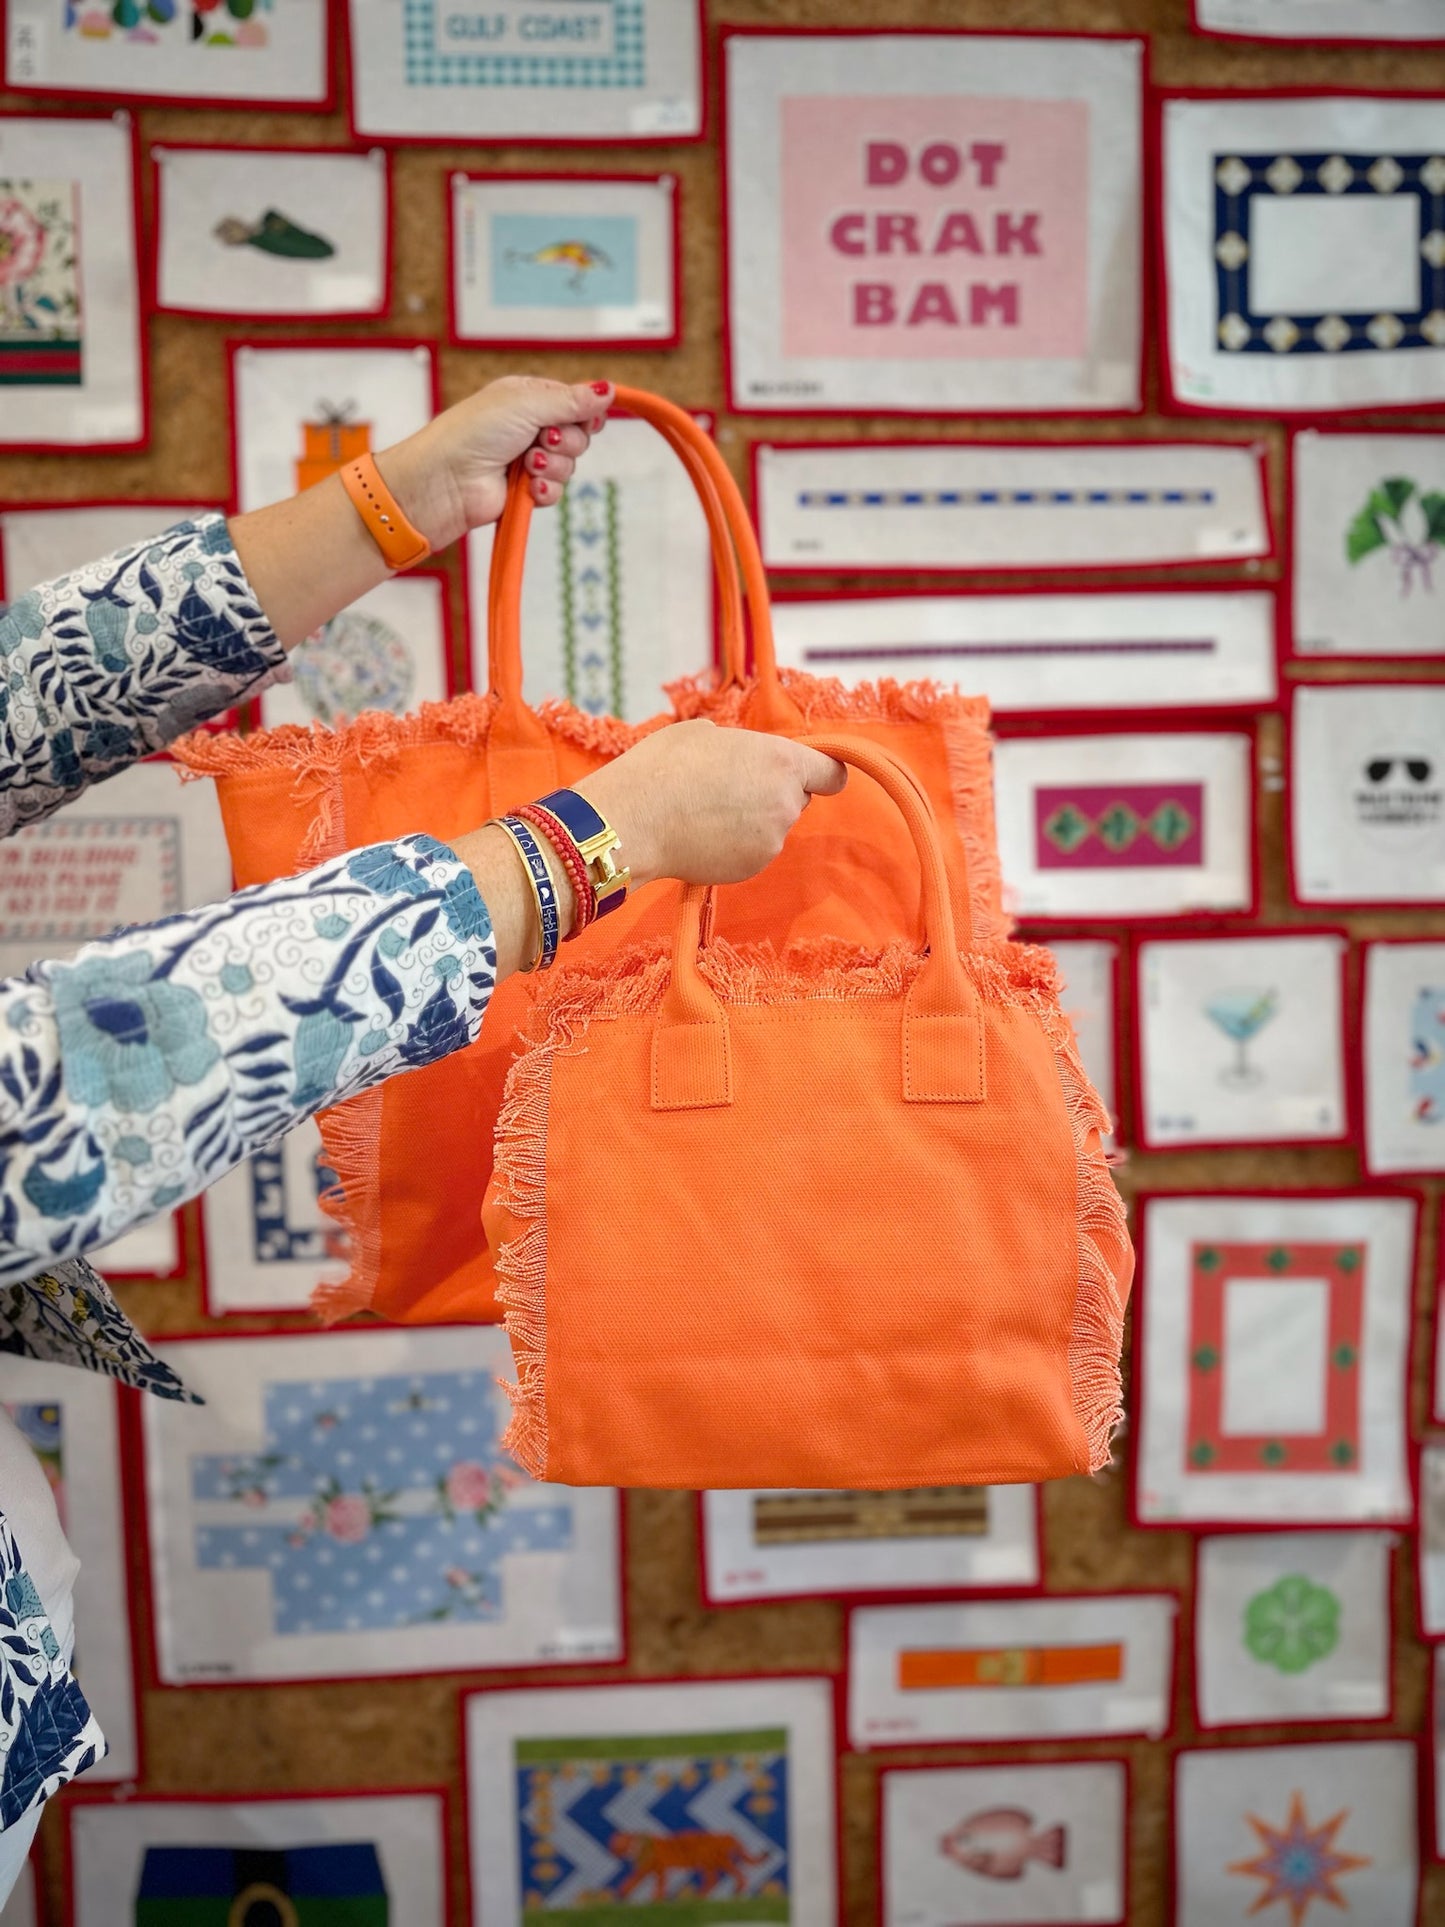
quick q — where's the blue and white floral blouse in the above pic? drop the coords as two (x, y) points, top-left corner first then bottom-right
(0, 514), (499, 1829)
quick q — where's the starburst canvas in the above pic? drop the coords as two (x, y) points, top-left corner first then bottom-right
(1194, 1530), (1392, 1729)
(1293, 430), (1445, 657)
(881, 1760), (1128, 1927)
(1134, 1193), (1416, 1527)
(141, 1327), (623, 1683)
(1135, 933), (1348, 1149)
(1174, 1741), (1418, 1926)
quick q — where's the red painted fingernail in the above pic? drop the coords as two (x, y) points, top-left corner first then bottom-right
(532, 450), (548, 471)
(545, 427), (562, 447)
(591, 381), (610, 395)
(536, 479), (550, 497)
(591, 416), (604, 433)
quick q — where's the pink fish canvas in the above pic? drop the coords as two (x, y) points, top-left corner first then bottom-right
(942, 1807), (1067, 1881)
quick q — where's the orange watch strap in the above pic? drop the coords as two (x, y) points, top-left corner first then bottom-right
(339, 454), (432, 572)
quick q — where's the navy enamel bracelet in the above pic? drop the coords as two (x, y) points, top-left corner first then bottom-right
(498, 815), (562, 972)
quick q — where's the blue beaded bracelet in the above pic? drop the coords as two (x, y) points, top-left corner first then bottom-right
(498, 814), (562, 972)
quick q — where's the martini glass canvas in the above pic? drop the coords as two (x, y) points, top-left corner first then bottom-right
(1206, 987), (1278, 1087)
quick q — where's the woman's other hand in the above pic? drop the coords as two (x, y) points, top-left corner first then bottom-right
(576, 720), (849, 890)
(386, 374), (614, 549)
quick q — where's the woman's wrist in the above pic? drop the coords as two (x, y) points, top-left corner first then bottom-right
(374, 433), (466, 555)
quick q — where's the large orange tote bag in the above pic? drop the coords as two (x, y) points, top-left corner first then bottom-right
(176, 391), (1005, 1326)
(483, 735), (1133, 1492)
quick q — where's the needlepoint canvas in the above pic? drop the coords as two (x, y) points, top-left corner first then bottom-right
(142, 1327), (623, 1683)
(724, 34), (1143, 415)
(465, 1678), (838, 1927)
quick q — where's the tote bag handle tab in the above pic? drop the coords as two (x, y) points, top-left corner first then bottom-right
(652, 734), (985, 1111)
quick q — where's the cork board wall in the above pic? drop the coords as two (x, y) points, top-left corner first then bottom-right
(4, 0), (1445, 1921)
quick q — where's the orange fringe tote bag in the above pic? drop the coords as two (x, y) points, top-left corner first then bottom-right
(175, 390), (1006, 1328)
(483, 735), (1133, 1491)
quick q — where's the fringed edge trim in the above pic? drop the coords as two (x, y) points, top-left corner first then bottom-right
(489, 1031), (559, 1478)
(305, 1087), (387, 1326)
(1035, 1000), (1132, 1474)
(172, 691), (662, 783)
(667, 665), (994, 732)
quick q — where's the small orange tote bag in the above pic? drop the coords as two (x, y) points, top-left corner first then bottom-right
(482, 735), (1133, 1492)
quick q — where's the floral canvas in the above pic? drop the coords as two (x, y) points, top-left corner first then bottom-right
(1163, 93), (1445, 414)
(452, 173), (676, 344)
(143, 1327), (623, 1683)
(1136, 933), (1348, 1147)
(468, 416), (712, 721)
(0, 117), (140, 449)
(0, 1359), (138, 1781)
(1293, 431), (1445, 657)
(755, 441), (1271, 572)
(68, 1792), (447, 1926)
(882, 1761), (1128, 1926)
(724, 33), (1143, 415)
(349, 0), (701, 143)
(701, 1482), (1039, 1605)
(1362, 941), (1445, 1173)
(1292, 683), (1445, 903)
(0, 178), (80, 385)
(848, 1596), (1176, 1748)
(1194, 1530), (1392, 1728)
(1174, 1742), (1418, 1926)
(771, 589), (1278, 717)
(465, 1678), (838, 1927)
(1134, 1194), (1415, 1526)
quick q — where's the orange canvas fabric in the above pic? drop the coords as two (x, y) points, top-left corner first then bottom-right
(175, 392), (1006, 1330)
(483, 736), (1133, 1492)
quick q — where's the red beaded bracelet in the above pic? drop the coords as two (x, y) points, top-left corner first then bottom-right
(514, 801), (596, 939)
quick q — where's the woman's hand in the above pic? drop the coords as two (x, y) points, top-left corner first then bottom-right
(383, 374), (614, 550)
(575, 721), (848, 890)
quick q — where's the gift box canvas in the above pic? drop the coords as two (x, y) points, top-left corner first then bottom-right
(754, 439), (1272, 573)
(1174, 1741), (1418, 1927)
(348, 0), (702, 144)
(992, 730), (1254, 921)
(1292, 430), (1445, 658)
(701, 1483), (1040, 1607)
(881, 1759), (1128, 1927)
(467, 415), (712, 722)
(1134, 1192), (1416, 1527)
(0, 1361), (137, 1781)
(0, 115), (143, 451)
(142, 1327), (623, 1683)
(1162, 92), (1445, 416)
(1292, 682), (1445, 904)
(848, 1594), (1176, 1748)
(1193, 1530), (1393, 1730)
(230, 343), (437, 515)
(66, 1792), (447, 1926)
(1135, 932), (1349, 1150)
(771, 588), (1278, 718)
(154, 144), (388, 319)
(464, 1677), (837, 1927)
(724, 32), (1144, 416)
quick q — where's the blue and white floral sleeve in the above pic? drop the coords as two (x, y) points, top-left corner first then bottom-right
(0, 834), (496, 1283)
(0, 513), (290, 838)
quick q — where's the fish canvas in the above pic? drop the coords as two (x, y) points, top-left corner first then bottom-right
(942, 1808), (1067, 1882)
